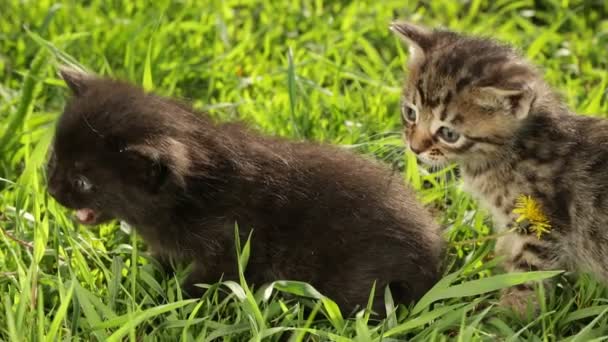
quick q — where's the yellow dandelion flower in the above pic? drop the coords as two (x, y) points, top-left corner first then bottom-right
(512, 195), (552, 239)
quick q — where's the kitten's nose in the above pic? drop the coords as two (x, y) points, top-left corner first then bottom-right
(409, 134), (433, 154)
(409, 144), (427, 154)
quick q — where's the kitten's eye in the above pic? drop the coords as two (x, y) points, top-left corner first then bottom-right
(401, 104), (417, 123)
(74, 176), (92, 192)
(437, 126), (461, 143)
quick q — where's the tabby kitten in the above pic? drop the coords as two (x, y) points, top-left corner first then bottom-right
(47, 68), (442, 314)
(391, 22), (608, 314)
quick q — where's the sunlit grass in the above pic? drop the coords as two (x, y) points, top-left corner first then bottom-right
(1, 0), (608, 340)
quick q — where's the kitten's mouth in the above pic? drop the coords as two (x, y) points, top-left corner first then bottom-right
(415, 154), (449, 167)
(75, 208), (100, 225)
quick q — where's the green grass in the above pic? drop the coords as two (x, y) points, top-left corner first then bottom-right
(1, 0), (608, 340)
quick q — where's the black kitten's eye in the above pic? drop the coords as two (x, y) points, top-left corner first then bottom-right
(401, 104), (417, 123)
(74, 176), (92, 192)
(437, 126), (461, 143)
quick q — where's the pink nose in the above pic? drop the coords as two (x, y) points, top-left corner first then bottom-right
(409, 139), (432, 154)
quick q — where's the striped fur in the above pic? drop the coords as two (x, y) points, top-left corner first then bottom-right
(392, 22), (608, 315)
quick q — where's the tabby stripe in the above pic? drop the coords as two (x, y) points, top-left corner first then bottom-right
(464, 134), (505, 146)
(516, 260), (539, 271)
(427, 96), (440, 108)
(511, 251), (524, 265)
(469, 56), (510, 80)
(521, 242), (553, 261)
(548, 187), (572, 228)
(514, 283), (533, 291)
(587, 151), (608, 172)
(463, 162), (492, 177)
(439, 52), (467, 76)
(439, 91), (453, 121)
(440, 107), (448, 121)
(416, 80), (425, 105)
(455, 76), (472, 93)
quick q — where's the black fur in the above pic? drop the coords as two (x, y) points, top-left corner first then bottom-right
(47, 70), (443, 315)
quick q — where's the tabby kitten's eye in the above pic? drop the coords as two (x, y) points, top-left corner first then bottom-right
(401, 104), (417, 123)
(437, 126), (461, 143)
(74, 176), (92, 192)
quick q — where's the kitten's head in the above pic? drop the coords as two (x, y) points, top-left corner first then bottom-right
(391, 23), (540, 167)
(47, 68), (197, 226)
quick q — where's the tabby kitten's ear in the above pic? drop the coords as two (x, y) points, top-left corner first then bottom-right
(477, 83), (536, 120)
(58, 66), (93, 96)
(390, 22), (434, 66)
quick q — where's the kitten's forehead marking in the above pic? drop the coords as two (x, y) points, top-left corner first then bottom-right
(408, 81), (422, 107)
(414, 89), (422, 107)
(415, 79), (425, 105)
(429, 117), (441, 133)
(432, 105), (445, 122)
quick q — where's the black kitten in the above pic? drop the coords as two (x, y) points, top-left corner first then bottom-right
(47, 68), (442, 314)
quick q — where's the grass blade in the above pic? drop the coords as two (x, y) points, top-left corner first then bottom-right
(45, 281), (75, 342)
(413, 271), (562, 313)
(104, 299), (197, 342)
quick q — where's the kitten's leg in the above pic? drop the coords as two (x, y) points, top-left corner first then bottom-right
(182, 258), (239, 298)
(496, 232), (560, 316)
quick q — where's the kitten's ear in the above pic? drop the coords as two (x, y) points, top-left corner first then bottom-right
(125, 138), (191, 192)
(390, 22), (434, 66)
(478, 84), (536, 120)
(58, 66), (92, 96)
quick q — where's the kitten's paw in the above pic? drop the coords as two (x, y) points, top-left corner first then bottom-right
(499, 286), (539, 317)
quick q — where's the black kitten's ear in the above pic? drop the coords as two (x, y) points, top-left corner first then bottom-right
(390, 22), (434, 65)
(125, 138), (192, 192)
(123, 146), (171, 193)
(58, 66), (92, 96)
